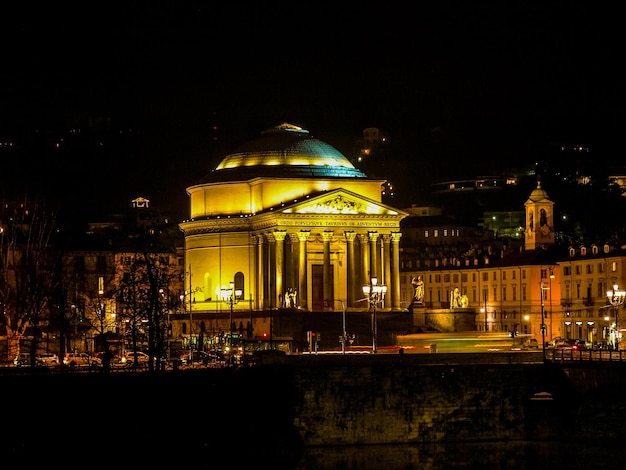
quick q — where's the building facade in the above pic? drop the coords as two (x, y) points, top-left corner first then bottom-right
(177, 123), (408, 350)
(400, 180), (626, 349)
(559, 244), (626, 348)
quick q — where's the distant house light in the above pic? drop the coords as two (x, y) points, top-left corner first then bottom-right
(131, 197), (150, 209)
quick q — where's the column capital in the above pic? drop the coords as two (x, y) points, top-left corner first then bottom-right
(391, 232), (403, 243)
(322, 231), (334, 242)
(297, 230), (311, 242)
(358, 233), (369, 243)
(344, 230), (357, 242)
(368, 231), (379, 242)
(273, 229), (287, 242)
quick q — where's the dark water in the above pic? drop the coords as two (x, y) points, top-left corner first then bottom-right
(291, 441), (623, 469)
(138, 439), (624, 469)
(10, 438), (623, 468)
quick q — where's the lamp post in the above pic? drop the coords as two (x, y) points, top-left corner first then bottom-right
(482, 291), (488, 332)
(341, 300), (346, 354)
(221, 282), (242, 357)
(362, 277), (387, 354)
(182, 265), (203, 363)
(606, 284), (625, 351)
(328, 299), (348, 353)
(540, 281), (549, 362)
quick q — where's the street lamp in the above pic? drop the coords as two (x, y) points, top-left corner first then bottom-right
(481, 291), (488, 332)
(540, 281), (550, 361)
(362, 277), (387, 354)
(606, 284), (625, 351)
(221, 282), (242, 355)
(182, 265), (203, 362)
(340, 300), (346, 354)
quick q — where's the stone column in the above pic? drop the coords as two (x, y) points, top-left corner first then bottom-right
(322, 231), (334, 308)
(266, 232), (276, 309)
(256, 234), (264, 310)
(382, 234), (391, 305)
(274, 230), (287, 308)
(297, 230), (310, 310)
(359, 233), (370, 294)
(368, 231), (379, 280)
(345, 231), (357, 306)
(391, 232), (402, 311)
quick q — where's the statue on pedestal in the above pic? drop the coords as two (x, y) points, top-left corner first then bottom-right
(412, 276), (424, 303)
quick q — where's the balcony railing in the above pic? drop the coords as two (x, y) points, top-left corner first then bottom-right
(547, 348), (625, 362)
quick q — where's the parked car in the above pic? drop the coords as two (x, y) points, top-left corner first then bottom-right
(63, 352), (101, 367)
(526, 338), (539, 349)
(93, 350), (113, 361)
(572, 339), (592, 351)
(36, 353), (60, 366)
(13, 353), (43, 367)
(562, 339), (578, 350)
(179, 350), (227, 367)
(548, 338), (572, 350)
(124, 351), (150, 367)
(207, 350), (227, 366)
(180, 350), (209, 366)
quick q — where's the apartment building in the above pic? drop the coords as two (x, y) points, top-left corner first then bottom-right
(400, 180), (626, 347)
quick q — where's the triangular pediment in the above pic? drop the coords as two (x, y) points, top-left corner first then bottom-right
(281, 189), (405, 216)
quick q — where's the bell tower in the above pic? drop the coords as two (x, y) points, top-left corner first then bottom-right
(524, 179), (555, 250)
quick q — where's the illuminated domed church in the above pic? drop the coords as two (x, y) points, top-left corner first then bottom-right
(178, 123), (409, 350)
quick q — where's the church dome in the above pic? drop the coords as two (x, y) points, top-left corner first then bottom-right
(526, 180), (551, 203)
(206, 123), (367, 181)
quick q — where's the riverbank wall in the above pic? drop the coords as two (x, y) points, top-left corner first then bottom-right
(2, 353), (625, 463)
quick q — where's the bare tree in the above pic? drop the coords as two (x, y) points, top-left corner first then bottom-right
(0, 198), (59, 365)
(112, 221), (181, 371)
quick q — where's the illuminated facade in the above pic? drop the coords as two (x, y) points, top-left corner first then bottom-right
(179, 124), (408, 331)
(400, 181), (563, 341)
(524, 181), (555, 251)
(559, 244), (626, 347)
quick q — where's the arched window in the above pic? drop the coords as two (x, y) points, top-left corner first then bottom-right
(234, 271), (245, 299)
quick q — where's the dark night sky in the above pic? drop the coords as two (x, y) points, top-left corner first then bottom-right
(0, 2), (621, 221)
